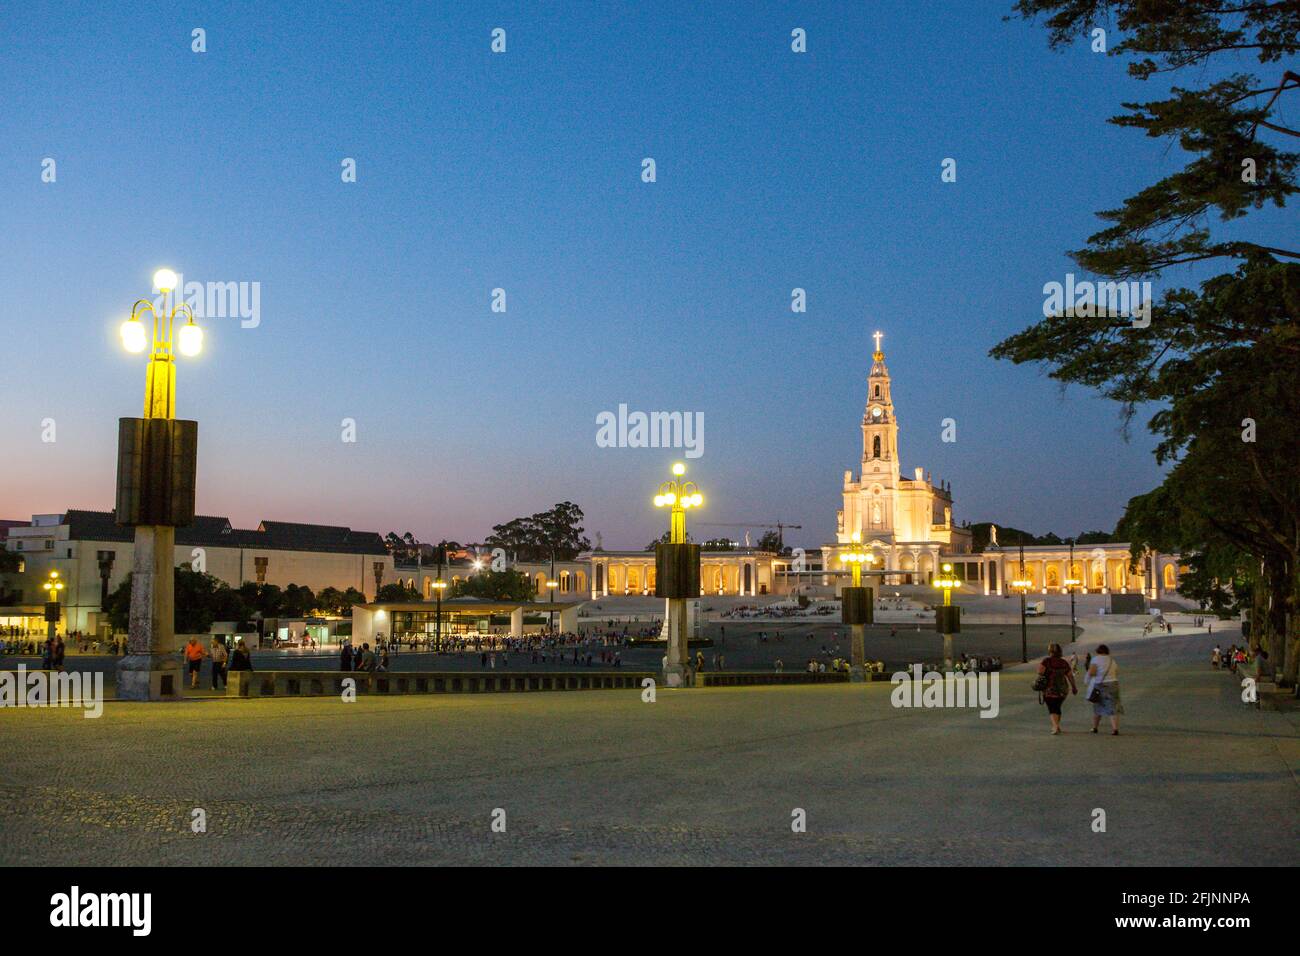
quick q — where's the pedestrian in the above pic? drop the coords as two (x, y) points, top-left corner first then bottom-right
(1068, 651), (1079, 673)
(52, 635), (66, 673)
(184, 636), (206, 689)
(229, 638), (253, 672)
(1085, 643), (1122, 735)
(340, 642), (353, 672)
(210, 637), (228, 690)
(1211, 644), (1221, 669)
(1036, 643), (1077, 735)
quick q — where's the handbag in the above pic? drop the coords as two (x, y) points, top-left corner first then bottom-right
(1087, 658), (1113, 703)
(1032, 670), (1049, 693)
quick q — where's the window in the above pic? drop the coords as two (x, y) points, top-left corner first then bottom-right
(872, 436), (881, 458)
(873, 385), (880, 398)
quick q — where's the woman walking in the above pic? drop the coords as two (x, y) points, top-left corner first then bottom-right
(1086, 643), (1122, 735)
(1037, 643), (1077, 735)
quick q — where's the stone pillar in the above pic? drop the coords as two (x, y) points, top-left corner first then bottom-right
(117, 525), (182, 700)
(663, 598), (690, 687)
(509, 606), (523, 638)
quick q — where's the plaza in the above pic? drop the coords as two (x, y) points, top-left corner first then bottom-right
(0, 629), (1294, 866)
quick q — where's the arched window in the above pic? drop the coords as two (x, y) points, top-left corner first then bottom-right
(872, 435), (881, 458)
(873, 385), (880, 398)
(1163, 564), (1176, 589)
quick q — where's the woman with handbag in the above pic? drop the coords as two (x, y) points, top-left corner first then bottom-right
(1035, 643), (1077, 735)
(1085, 643), (1122, 735)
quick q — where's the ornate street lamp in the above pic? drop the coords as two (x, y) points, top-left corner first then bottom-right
(115, 269), (202, 700)
(932, 562), (962, 669)
(41, 570), (64, 646)
(839, 532), (878, 681)
(653, 462), (702, 546)
(654, 462), (703, 686)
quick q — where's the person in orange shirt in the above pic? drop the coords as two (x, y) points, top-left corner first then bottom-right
(183, 636), (206, 690)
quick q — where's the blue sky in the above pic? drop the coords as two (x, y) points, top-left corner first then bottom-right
(1, 1), (1290, 548)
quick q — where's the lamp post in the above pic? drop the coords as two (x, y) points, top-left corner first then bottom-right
(41, 570), (64, 646)
(1011, 539), (1032, 664)
(432, 578), (447, 649)
(654, 462), (703, 686)
(115, 269), (202, 700)
(932, 562), (962, 669)
(1064, 539), (1080, 645)
(839, 532), (878, 681)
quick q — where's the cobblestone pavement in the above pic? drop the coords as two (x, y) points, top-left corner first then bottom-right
(1, 633), (1295, 865)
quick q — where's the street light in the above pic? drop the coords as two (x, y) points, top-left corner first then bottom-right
(114, 268), (205, 700)
(654, 461), (704, 685)
(41, 570), (65, 646)
(545, 578), (559, 634)
(1065, 538), (1080, 644)
(840, 532), (880, 679)
(932, 562), (963, 670)
(432, 578), (447, 649)
(932, 562), (962, 605)
(120, 268), (202, 419)
(1011, 539), (1032, 663)
(653, 461), (703, 546)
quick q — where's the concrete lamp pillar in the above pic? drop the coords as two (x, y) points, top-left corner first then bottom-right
(841, 587), (873, 681)
(113, 416), (198, 701)
(118, 524), (182, 700)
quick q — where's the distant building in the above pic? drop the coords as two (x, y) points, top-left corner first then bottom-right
(822, 332), (971, 584)
(4, 511), (391, 636)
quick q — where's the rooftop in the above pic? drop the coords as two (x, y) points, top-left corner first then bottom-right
(55, 510), (388, 556)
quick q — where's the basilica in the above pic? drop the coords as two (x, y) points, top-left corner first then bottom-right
(822, 332), (972, 583)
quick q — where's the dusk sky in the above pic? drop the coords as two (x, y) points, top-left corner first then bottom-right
(2, 1), (1291, 548)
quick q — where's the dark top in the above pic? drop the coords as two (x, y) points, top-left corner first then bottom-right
(1040, 656), (1072, 699)
(229, 648), (254, 671)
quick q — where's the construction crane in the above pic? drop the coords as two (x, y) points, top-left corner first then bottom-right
(695, 521), (802, 550)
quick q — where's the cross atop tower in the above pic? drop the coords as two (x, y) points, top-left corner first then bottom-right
(872, 330), (883, 356)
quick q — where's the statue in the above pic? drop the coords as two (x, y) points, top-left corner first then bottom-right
(990, 524), (999, 547)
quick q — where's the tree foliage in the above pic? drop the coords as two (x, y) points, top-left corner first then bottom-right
(485, 502), (591, 561)
(450, 568), (532, 602)
(999, 3), (1300, 680)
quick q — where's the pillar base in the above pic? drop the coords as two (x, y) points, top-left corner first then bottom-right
(662, 663), (691, 688)
(849, 665), (866, 683)
(115, 654), (183, 701)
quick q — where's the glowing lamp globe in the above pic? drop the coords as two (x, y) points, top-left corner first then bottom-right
(120, 317), (147, 353)
(153, 268), (178, 293)
(177, 321), (203, 357)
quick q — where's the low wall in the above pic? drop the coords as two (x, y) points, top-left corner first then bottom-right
(694, 670), (851, 687)
(225, 669), (655, 698)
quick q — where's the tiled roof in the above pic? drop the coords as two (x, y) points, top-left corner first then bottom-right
(62, 510), (387, 556)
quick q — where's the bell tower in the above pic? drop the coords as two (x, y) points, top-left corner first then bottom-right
(861, 331), (899, 469)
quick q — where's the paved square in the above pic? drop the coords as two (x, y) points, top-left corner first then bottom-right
(1, 633), (1295, 865)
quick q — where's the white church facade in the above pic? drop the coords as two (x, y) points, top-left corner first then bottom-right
(820, 332), (972, 584)
(818, 333), (1183, 600)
